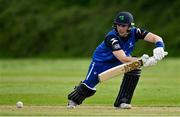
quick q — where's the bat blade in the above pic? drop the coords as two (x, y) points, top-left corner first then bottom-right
(98, 59), (143, 82)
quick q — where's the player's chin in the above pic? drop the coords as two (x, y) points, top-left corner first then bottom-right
(119, 33), (127, 37)
(118, 30), (126, 34)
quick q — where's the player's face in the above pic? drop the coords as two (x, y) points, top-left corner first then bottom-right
(116, 24), (129, 37)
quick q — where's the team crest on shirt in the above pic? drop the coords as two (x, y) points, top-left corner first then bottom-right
(129, 42), (133, 48)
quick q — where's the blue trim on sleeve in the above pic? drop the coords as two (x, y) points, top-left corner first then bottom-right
(155, 41), (164, 48)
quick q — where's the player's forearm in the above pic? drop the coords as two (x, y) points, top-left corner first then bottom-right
(113, 50), (137, 63)
(118, 56), (137, 63)
(144, 32), (163, 43)
(144, 32), (165, 48)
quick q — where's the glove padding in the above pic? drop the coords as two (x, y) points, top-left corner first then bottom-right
(153, 47), (165, 61)
(141, 54), (157, 67)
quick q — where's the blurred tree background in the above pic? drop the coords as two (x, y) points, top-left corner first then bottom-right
(0, 0), (179, 58)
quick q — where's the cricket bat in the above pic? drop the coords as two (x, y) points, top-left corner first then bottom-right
(98, 59), (143, 82)
(98, 52), (168, 82)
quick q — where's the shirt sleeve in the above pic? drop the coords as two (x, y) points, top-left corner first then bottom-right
(104, 35), (122, 51)
(135, 28), (149, 41)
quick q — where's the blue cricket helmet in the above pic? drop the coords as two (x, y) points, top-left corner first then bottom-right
(114, 12), (135, 26)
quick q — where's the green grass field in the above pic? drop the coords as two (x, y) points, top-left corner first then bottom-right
(0, 58), (180, 116)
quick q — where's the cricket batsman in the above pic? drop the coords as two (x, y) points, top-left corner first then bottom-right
(67, 11), (167, 109)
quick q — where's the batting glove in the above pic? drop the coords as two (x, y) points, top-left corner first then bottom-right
(153, 47), (165, 61)
(141, 54), (149, 64)
(141, 54), (157, 67)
